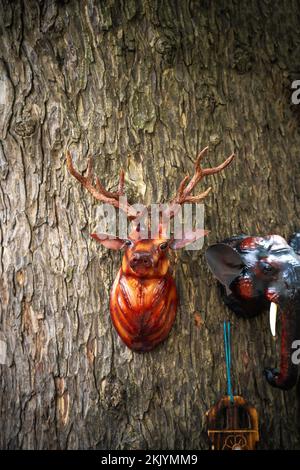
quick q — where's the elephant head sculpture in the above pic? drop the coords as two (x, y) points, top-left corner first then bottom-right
(205, 233), (300, 390)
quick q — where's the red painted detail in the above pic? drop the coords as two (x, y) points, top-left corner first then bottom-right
(236, 277), (253, 299)
(239, 237), (264, 251)
(265, 289), (280, 303)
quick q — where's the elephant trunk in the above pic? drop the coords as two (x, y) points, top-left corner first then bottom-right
(265, 291), (300, 390)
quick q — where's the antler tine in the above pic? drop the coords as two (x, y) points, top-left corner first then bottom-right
(201, 152), (235, 176)
(94, 176), (119, 198)
(172, 174), (189, 202)
(182, 148), (235, 200)
(66, 151), (137, 219)
(165, 147), (235, 219)
(118, 169), (125, 196)
(182, 186), (212, 203)
(66, 151), (91, 187)
(195, 146), (209, 169)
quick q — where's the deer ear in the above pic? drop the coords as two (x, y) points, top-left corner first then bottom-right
(169, 229), (209, 250)
(205, 243), (245, 294)
(90, 233), (126, 250)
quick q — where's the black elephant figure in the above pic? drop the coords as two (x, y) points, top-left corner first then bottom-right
(205, 233), (300, 391)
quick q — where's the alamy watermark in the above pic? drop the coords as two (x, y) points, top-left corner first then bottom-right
(292, 340), (300, 365)
(291, 80), (300, 104)
(93, 198), (206, 250)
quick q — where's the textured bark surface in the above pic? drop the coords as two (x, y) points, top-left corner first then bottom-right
(1, 0), (300, 450)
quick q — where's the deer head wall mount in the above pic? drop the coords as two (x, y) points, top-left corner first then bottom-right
(66, 147), (235, 352)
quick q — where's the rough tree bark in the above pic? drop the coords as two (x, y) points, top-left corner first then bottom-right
(0, 0), (300, 450)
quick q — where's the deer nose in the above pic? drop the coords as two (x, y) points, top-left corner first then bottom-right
(130, 252), (152, 268)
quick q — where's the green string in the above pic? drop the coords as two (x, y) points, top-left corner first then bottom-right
(224, 321), (234, 404)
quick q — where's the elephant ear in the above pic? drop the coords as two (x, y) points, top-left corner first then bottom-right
(205, 243), (245, 295)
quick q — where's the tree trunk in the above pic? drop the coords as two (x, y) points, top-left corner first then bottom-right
(1, 0), (300, 450)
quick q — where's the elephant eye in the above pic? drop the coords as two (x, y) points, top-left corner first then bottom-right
(260, 261), (276, 275)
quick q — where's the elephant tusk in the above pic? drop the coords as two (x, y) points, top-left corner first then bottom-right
(269, 302), (277, 337)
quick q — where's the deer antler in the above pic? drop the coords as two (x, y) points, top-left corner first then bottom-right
(163, 146), (235, 219)
(66, 151), (138, 220)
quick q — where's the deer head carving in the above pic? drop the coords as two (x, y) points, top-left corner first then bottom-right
(66, 147), (235, 351)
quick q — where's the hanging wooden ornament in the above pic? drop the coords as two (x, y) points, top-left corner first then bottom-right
(206, 322), (259, 450)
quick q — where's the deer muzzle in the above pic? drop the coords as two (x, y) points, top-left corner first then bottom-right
(130, 251), (153, 270)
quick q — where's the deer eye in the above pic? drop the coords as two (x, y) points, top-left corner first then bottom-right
(124, 239), (133, 248)
(159, 242), (168, 250)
